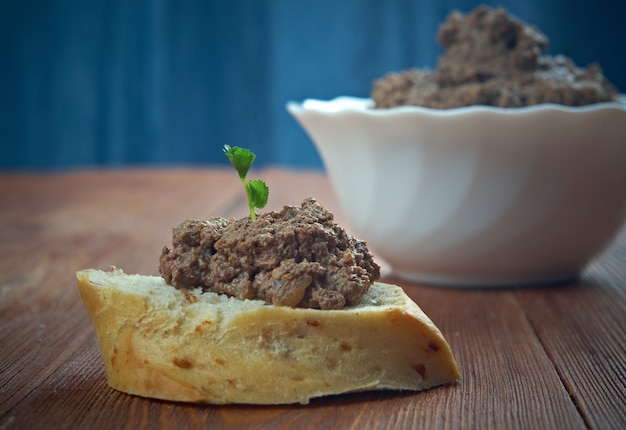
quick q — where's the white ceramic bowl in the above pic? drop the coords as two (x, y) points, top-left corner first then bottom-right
(287, 96), (626, 287)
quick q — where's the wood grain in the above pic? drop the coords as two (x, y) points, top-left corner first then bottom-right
(1, 169), (624, 430)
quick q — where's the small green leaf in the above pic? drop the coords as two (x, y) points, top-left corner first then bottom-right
(249, 179), (269, 209)
(223, 145), (269, 221)
(223, 144), (255, 180)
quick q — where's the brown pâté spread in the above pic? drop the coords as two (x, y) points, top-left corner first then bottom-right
(159, 198), (380, 310)
(372, 6), (620, 109)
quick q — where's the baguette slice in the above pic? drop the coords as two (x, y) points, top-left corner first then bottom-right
(76, 268), (461, 404)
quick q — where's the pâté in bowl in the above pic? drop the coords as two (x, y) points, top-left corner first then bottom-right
(288, 6), (626, 287)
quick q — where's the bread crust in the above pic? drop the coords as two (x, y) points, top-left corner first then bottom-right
(76, 268), (461, 404)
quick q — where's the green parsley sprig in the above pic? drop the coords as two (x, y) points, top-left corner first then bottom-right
(223, 145), (269, 221)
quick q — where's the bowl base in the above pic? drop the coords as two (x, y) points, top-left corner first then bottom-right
(391, 269), (580, 289)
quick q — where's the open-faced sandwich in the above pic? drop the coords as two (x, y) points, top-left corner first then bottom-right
(76, 146), (461, 405)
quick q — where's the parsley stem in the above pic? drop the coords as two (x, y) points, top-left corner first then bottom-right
(243, 178), (257, 221)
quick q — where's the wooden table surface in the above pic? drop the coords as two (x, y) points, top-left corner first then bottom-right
(1, 168), (624, 430)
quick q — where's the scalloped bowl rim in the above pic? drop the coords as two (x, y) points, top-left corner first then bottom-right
(288, 95), (626, 117)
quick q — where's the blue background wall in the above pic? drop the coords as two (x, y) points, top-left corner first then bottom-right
(1, 0), (624, 171)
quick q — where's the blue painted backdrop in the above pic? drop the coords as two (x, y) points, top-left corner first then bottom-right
(1, 0), (624, 170)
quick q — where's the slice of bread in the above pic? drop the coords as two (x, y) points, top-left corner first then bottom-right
(76, 268), (461, 404)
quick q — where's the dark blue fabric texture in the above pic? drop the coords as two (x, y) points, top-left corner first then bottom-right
(1, 0), (624, 170)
